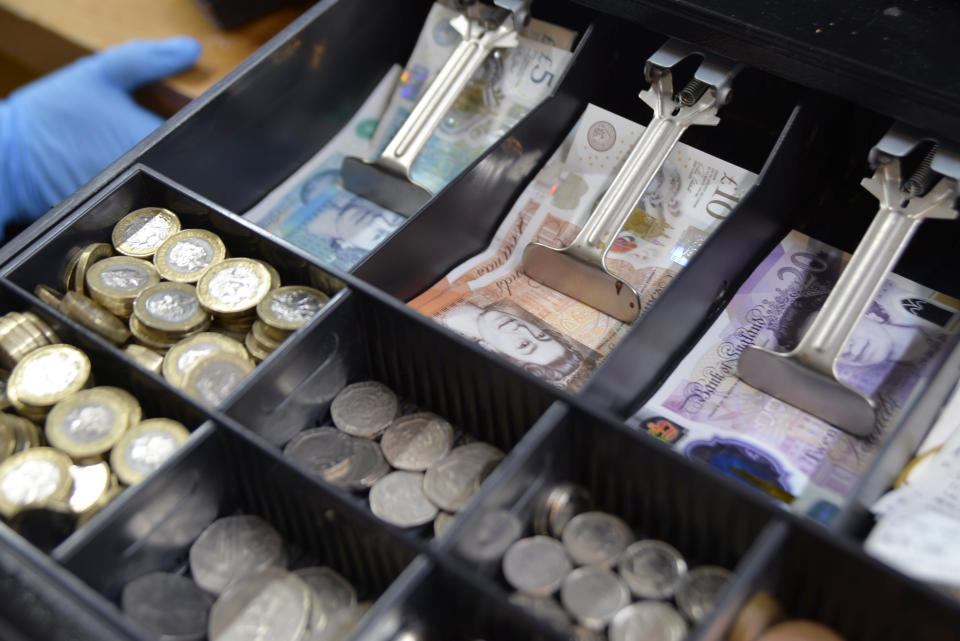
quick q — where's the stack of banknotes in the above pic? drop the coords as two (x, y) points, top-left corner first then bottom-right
(245, 2), (577, 270)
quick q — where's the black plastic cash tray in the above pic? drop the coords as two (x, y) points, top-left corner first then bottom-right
(0, 0), (958, 639)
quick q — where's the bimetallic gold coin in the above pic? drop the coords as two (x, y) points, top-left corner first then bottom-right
(110, 418), (189, 485)
(21, 312), (61, 345)
(0, 413), (41, 451)
(0, 324), (42, 368)
(181, 352), (254, 406)
(86, 256), (161, 317)
(68, 461), (114, 516)
(196, 258), (272, 315)
(154, 229), (227, 283)
(129, 316), (180, 351)
(61, 247), (83, 292)
(112, 208), (181, 258)
(95, 386), (142, 429)
(243, 331), (273, 362)
(250, 321), (284, 351)
(256, 320), (291, 344)
(8, 344), (91, 409)
(59, 292), (131, 345)
(256, 286), (329, 332)
(133, 282), (209, 334)
(265, 263), (281, 291)
(73, 243), (114, 293)
(124, 344), (164, 374)
(45, 387), (133, 459)
(0, 447), (73, 518)
(34, 284), (63, 309)
(162, 333), (251, 388)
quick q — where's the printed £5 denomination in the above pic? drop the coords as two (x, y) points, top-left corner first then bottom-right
(409, 103), (757, 390)
(245, 2), (576, 271)
(629, 230), (960, 515)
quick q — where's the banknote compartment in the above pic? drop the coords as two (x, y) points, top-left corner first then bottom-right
(137, 0), (596, 215)
(55, 420), (422, 641)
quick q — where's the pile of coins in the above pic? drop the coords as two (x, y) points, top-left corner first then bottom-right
(485, 483), (733, 641)
(728, 592), (847, 641)
(0, 310), (190, 539)
(121, 514), (369, 641)
(283, 380), (505, 535)
(42, 207), (329, 406)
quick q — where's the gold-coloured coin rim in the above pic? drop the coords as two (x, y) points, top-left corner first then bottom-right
(86, 256), (161, 310)
(196, 258), (272, 315)
(250, 320), (284, 350)
(68, 461), (115, 518)
(1, 413), (41, 451)
(110, 418), (189, 485)
(61, 247), (83, 291)
(21, 312), (60, 345)
(123, 344), (165, 374)
(133, 282), (209, 334)
(0, 447), (74, 518)
(111, 208), (182, 258)
(256, 285), (329, 332)
(73, 243), (114, 293)
(44, 387), (133, 458)
(9, 344), (91, 407)
(128, 315), (179, 351)
(60, 292), (132, 345)
(243, 331), (273, 362)
(265, 263), (281, 290)
(181, 351), (255, 403)
(161, 332), (251, 388)
(154, 229), (228, 283)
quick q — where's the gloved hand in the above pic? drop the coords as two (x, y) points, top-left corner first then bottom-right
(0, 36), (202, 227)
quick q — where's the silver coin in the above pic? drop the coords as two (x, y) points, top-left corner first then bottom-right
(675, 566), (732, 624)
(561, 512), (632, 567)
(380, 412), (454, 471)
(508, 592), (570, 631)
(433, 512), (456, 538)
(284, 427), (355, 481)
(294, 567), (357, 636)
(559, 566), (629, 631)
(186, 359), (249, 406)
(502, 536), (572, 596)
(369, 471), (438, 528)
(533, 482), (592, 538)
(208, 567), (310, 641)
(617, 540), (687, 600)
(189, 515), (287, 595)
(608, 602), (688, 641)
(455, 508), (523, 564)
(309, 601), (371, 641)
(422, 443), (505, 512)
(334, 437), (390, 491)
(330, 381), (398, 438)
(122, 572), (212, 641)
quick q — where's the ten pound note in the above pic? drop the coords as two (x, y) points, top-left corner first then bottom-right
(245, 2), (576, 270)
(409, 103), (757, 390)
(628, 230), (960, 516)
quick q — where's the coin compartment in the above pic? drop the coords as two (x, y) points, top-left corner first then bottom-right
(54, 420), (422, 640)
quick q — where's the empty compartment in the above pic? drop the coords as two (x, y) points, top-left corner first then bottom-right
(56, 421), (421, 641)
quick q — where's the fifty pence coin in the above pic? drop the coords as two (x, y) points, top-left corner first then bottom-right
(433, 512), (456, 538)
(189, 515), (287, 595)
(422, 442), (504, 513)
(560, 566), (630, 631)
(284, 427), (355, 482)
(608, 602), (688, 641)
(675, 566), (733, 624)
(561, 512), (633, 568)
(380, 412), (454, 471)
(454, 508), (523, 564)
(618, 540), (688, 600)
(293, 566), (357, 636)
(181, 352), (255, 406)
(208, 567), (310, 641)
(122, 571), (213, 641)
(110, 418), (190, 485)
(330, 381), (398, 439)
(154, 229), (227, 283)
(256, 286), (329, 332)
(502, 536), (572, 596)
(533, 482), (592, 538)
(112, 207), (181, 258)
(369, 471), (438, 528)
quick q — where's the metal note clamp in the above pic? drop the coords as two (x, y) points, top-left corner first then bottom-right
(341, 0), (528, 216)
(522, 40), (740, 323)
(738, 127), (960, 436)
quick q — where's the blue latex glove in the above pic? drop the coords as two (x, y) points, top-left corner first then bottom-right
(0, 36), (202, 228)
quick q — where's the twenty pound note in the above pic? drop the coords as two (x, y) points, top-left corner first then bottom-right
(628, 230), (960, 516)
(409, 103), (757, 390)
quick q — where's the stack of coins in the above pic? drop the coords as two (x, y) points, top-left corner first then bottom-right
(494, 483), (733, 640)
(42, 207), (329, 405)
(120, 514), (371, 641)
(247, 286), (330, 361)
(0, 311), (63, 368)
(282, 380), (505, 536)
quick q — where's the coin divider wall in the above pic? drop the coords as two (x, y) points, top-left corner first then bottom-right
(51, 419), (425, 641)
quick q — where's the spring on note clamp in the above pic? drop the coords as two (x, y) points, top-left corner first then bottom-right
(678, 79), (710, 106)
(903, 144), (939, 199)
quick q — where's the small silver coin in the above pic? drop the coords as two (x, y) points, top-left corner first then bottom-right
(618, 540), (688, 600)
(189, 515), (287, 595)
(283, 427), (356, 486)
(121, 572), (212, 641)
(455, 508), (523, 564)
(433, 512), (456, 538)
(502, 536), (572, 596)
(508, 592), (571, 632)
(675, 565), (732, 624)
(369, 471), (438, 528)
(329, 436), (390, 491)
(561, 512), (632, 567)
(309, 601), (371, 641)
(422, 442), (504, 513)
(560, 566), (630, 631)
(532, 482), (592, 538)
(330, 381), (398, 439)
(380, 412), (454, 471)
(293, 567), (357, 636)
(608, 602), (688, 641)
(208, 567), (310, 641)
